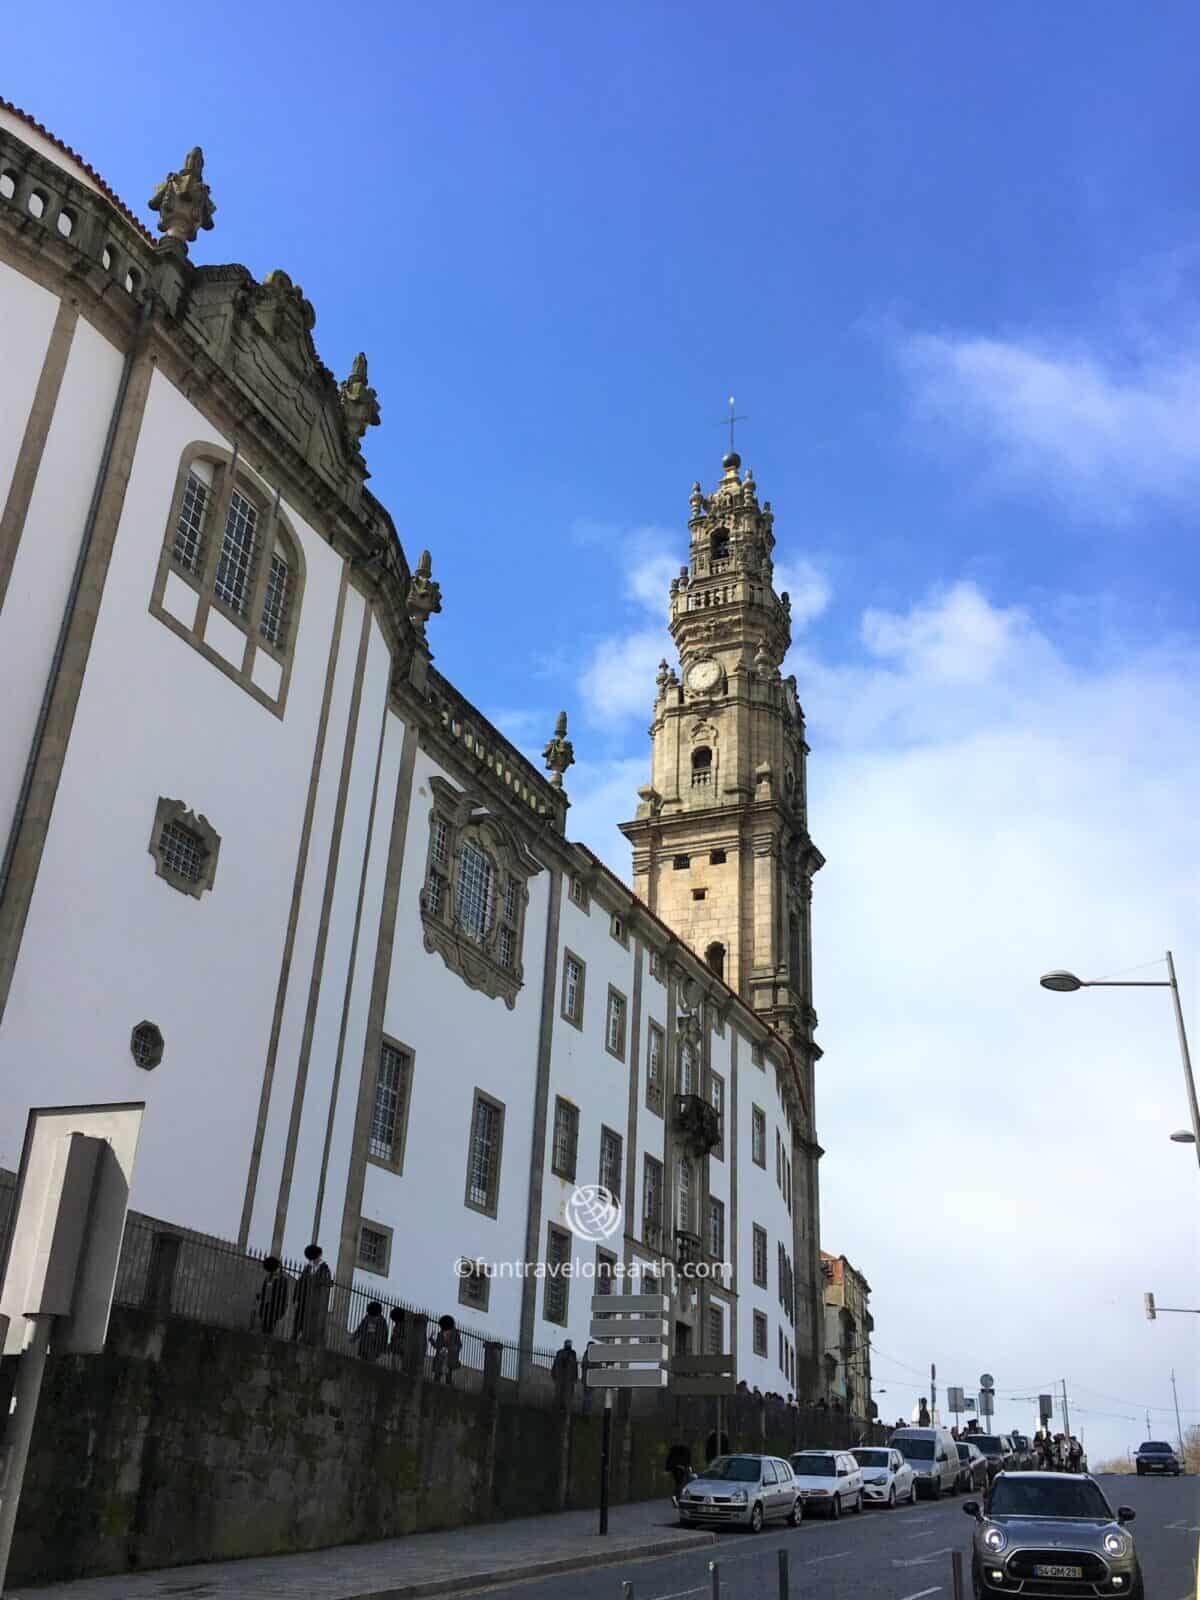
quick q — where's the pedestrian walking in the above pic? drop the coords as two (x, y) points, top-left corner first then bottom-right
(291, 1243), (332, 1344)
(429, 1313), (462, 1384)
(255, 1256), (290, 1335)
(551, 1337), (579, 1409)
(354, 1301), (389, 1362)
(386, 1305), (406, 1370)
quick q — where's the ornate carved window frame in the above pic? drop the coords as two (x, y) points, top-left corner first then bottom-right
(148, 796), (220, 898)
(419, 777), (538, 1009)
(150, 443), (306, 718)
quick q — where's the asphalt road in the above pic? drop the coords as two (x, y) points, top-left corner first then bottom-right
(453, 1473), (1197, 1600)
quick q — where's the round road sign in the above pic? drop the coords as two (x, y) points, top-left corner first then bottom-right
(980, 1373), (994, 1389)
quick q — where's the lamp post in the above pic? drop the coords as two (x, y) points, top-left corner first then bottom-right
(1040, 951), (1199, 1172)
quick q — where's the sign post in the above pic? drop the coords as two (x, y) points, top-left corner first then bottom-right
(0, 1102), (144, 1592)
(979, 1373), (995, 1425)
(585, 1292), (669, 1535)
(947, 1385), (965, 1430)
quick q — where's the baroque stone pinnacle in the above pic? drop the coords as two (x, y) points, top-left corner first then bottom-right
(542, 711), (575, 790)
(339, 352), (382, 442)
(148, 147), (216, 246)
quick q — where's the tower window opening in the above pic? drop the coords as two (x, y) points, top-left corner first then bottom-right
(690, 747), (712, 787)
(710, 849), (726, 865)
(705, 942), (725, 980)
(710, 527), (730, 563)
(672, 854), (690, 870)
(692, 888), (706, 902)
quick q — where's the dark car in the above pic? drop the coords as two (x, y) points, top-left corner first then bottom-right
(1134, 1440), (1181, 1476)
(965, 1472), (1142, 1598)
(969, 1434), (1017, 1480)
(956, 1439), (989, 1493)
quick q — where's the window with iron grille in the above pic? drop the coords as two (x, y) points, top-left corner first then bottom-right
(504, 876), (520, 924)
(599, 1126), (622, 1203)
(457, 1259), (490, 1311)
(130, 1021), (164, 1070)
(426, 870), (445, 917)
(213, 489), (259, 614)
(498, 925), (513, 969)
(544, 1223), (571, 1324)
(357, 1221), (391, 1274)
(707, 1303), (723, 1353)
(466, 1091), (504, 1216)
(149, 798), (220, 899)
(561, 950), (585, 1026)
(369, 1040), (412, 1166)
(456, 839), (494, 942)
(753, 1311), (768, 1356)
(708, 1196), (724, 1261)
(605, 987), (626, 1059)
(643, 1155), (663, 1238)
(430, 815), (449, 869)
(160, 819), (204, 883)
(646, 1023), (664, 1113)
(172, 470), (210, 573)
(259, 549), (291, 647)
(676, 1159), (692, 1232)
(751, 1105), (766, 1167)
(752, 1224), (768, 1288)
(551, 1098), (578, 1180)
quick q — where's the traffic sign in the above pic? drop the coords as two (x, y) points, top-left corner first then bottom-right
(585, 1291), (668, 1390)
(670, 1349), (736, 1397)
(947, 1386), (965, 1413)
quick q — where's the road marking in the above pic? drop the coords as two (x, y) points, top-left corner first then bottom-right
(905, 1528), (940, 1539)
(805, 1550), (851, 1564)
(898, 1588), (943, 1600)
(893, 1546), (954, 1567)
(647, 1589), (706, 1599)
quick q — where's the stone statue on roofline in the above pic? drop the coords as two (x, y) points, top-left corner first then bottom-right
(149, 147), (216, 246)
(339, 352), (381, 442)
(542, 711), (575, 790)
(406, 549), (442, 638)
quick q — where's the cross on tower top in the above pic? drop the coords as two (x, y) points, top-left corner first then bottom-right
(718, 396), (747, 455)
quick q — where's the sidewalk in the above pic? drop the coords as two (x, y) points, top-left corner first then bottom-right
(16, 1499), (714, 1600)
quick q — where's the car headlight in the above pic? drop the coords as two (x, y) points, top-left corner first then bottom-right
(730, 1489), (747, 1503)
(1103, 1532), (1128, 1557)
(983, 1526), (1007, 1554)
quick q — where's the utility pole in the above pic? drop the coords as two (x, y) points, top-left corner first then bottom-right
(1146, 1409), (1151, 1438)
(1170, 1370), (1185, 1463)
(1060, 1379), (1071, 1439)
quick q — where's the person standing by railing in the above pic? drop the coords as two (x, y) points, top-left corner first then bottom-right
(254, 1256), (290, 1335)
(354, 1302), (389, 1362)
(291, 1244), (331, 1345)
(429, 1314), (462, 1383)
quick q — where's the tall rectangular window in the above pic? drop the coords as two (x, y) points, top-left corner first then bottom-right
(544, 1223), (571, 1324)
(646, 1023), (664, 1112)
(172, 470), (210, 573)
(456, 838), (494, 943)
(599, 1126), (623, 1203)
(368, 1040), (412, 1166)
(551, 1097), (579, 1180)
(561, 950), (585, 1027)
(776, 1128), (783, 1190)
(605, 987), (627, 1059)
(751, 1105), (766, 1167)
(465, 1091), (504, 1216)
(213, 489), (259, 615)
(708, 1071), (725, 1160)
(707, 1195), (725, 1261)
(707, 1303), (723, 1354)
(260, 549), (291, 646)
(753, 1311), (768, 1356)
(678, 1039), (696, 1096)
(643, 1154), (664, 1243)
(752, 1223), (768, 1288)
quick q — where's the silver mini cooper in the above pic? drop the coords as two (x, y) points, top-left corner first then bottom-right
(964, 1472), (1142, 1598)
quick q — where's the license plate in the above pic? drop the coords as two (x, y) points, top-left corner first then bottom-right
(1033, 1565), (1083, 1579)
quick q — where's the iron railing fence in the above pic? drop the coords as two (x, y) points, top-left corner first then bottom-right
(113, 1215), (556, 1392)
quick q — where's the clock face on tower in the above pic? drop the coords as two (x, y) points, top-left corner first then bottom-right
(686, 658), (722, 694)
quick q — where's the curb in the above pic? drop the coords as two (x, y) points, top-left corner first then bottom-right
(350, 1530), (719, 1599)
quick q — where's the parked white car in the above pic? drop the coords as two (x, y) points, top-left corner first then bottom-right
(852, 1445), (918, 1507)
(789, 1449), (865, 1519)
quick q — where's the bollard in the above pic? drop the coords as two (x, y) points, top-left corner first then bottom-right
(709, 1557), (720, 1598)
(778, 1546), (790, 1598)
(951, 1550), (964, 1600)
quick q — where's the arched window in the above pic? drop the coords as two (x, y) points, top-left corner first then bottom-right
(710, 527), (730, 562)
(691, 746), (712, 787)
(705, 942), (725, 981)
(152, 445), (305, 715)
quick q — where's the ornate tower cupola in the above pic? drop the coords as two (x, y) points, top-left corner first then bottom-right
(620, 450), (824, 1060)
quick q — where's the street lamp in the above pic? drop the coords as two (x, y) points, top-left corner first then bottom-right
(1039, 950), (1200, 1171)
(1169, 1130), (1196, 1144)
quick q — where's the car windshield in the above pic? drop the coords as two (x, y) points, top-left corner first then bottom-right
(701, 1457), (762, 1482)
(853, 1449), (890, 1467)
(792, 1454), (836, 1475)
(973, 1437), (1004, 1455)
(895, 1438), (935, 1459)
(1140, 1442), (1171, 1452)
(990, 1479), (1111, 1520)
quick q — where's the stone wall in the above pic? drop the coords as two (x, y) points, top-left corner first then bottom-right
(0, 1307), (885, 1587)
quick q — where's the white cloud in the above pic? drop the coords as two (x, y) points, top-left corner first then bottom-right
(579, 627), (670, 726)
(773, 558), (832, 629)
(895, 325), (1200, 515)
(569, 580), (1200, 1461)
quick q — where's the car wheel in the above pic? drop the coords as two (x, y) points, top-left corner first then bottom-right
(888, 1486), (897, 1508)
(749, 1502), (764, 1534)
(787, 1497), (802, 1527)
(830, 1494), (841, 1520)
(853, 1491), (863, 1513)
(1136, 1465), (1143, 1475)
(931, 1476), (942, 1500)
(910, 1480), (919, 1504)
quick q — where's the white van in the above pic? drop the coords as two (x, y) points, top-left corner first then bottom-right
(888, 1427), (960, 1499)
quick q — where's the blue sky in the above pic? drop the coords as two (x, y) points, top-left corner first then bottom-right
(9, 1), (1198, 1462)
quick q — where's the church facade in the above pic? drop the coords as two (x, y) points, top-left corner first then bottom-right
(0, 105), (828, 1394)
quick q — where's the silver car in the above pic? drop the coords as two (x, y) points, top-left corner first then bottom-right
(677, 1453), (801, 1532)
(965, 1472), (1142, 1598)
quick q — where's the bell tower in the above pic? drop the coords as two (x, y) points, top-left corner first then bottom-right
(619, 449), (824, 1064)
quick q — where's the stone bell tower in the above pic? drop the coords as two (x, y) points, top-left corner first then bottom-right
(619, 449), (824, 1069)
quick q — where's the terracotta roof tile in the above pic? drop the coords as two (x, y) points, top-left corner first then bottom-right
(1, 99), (154, 243)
